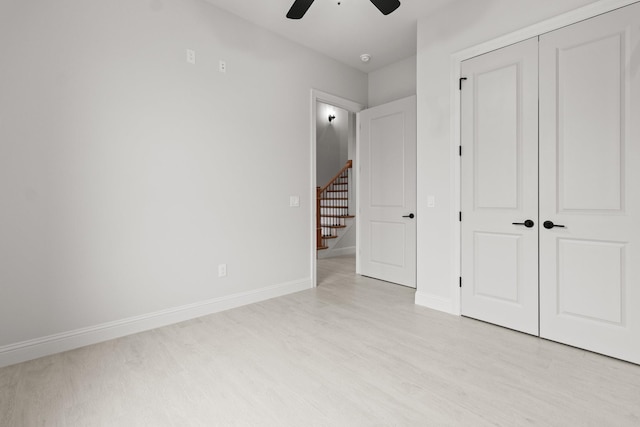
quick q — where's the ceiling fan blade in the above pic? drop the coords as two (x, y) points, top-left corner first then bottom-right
(287, 0), (315, 19)
(369, 0), (401, 15)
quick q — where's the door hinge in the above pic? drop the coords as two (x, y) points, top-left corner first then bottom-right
(459, 277), (462, 288)
(459, 77), (467, 90)
(459, 145), (462, 156)
(459, 211), (462, 222)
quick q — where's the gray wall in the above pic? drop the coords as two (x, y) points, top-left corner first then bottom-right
(0, 0), (367, 352)
(316, 103), (349, 187)
(368, 55), (417, 107)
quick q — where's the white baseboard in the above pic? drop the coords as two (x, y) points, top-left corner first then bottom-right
(0, 278), (312, 368)
(415, 291), (456, 315)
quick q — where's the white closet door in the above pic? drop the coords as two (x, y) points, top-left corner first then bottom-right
(539, 2), (640, 364)
(461, 38), (539, 335)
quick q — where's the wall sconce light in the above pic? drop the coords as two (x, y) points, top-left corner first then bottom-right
(328, 114), (336, 123)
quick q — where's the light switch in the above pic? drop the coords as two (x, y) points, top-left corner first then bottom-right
(290, 195), (300, 207)
(427, 195), (436, 208)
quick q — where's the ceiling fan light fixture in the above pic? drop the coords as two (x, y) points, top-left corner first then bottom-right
(360, 54), (372, 63)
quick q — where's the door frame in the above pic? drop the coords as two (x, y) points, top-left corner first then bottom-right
(451, 0), (638, 315)
(310, 89), (365, 287)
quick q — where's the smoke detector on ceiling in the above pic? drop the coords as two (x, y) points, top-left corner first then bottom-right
(360, 54), (372, 63)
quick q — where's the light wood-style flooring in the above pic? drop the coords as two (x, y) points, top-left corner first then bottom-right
(1, 254), (639, 426)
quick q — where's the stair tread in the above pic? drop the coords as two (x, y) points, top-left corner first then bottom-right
(322, 225), (346, 229)
(321, 235), (338, 239)
(317, 246), (329, 250)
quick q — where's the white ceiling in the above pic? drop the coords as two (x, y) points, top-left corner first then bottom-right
(203, 0), (456, 73)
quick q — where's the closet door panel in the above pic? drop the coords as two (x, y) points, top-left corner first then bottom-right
(461, 37), (539, 336)
(539, 2), (640, 364)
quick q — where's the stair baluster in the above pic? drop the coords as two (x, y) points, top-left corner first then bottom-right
(317, 160), (354, 251)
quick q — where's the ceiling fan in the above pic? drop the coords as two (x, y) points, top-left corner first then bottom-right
(287, 0), (401, 19)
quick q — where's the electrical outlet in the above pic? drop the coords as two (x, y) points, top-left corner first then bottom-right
(219, 60), (226, 73)
(218, 264), (227, 277)
(186, 49), (196, 65)
(289, 195), (300, 207)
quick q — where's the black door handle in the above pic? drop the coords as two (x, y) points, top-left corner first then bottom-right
(543, 220), (565, 229)
(403, 213), (415, 219)
(512, 220), (535, 228)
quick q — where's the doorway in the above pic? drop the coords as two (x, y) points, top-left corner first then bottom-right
(310, 92), (418, 289)
(316, 102), (357, 261)
(310, 90), (364, 287)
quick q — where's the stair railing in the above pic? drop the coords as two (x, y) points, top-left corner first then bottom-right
(317, 160), (353, 250)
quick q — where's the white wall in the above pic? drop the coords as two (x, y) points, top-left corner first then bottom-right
(415, 0), (601, 312)
(368, 55), (417, 107)
(316, 103), (349, 186)
(0, 0), (367, 361)
(333, 222), (356, 251)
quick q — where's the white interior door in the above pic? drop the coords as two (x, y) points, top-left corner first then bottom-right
(539, 3), (640, 364)
(460, 38), (539, 335)
(358, 95), (416, 288)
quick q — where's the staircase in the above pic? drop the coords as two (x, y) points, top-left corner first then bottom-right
(317, 160), (354, 253)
